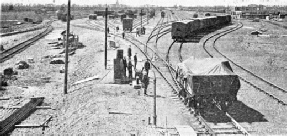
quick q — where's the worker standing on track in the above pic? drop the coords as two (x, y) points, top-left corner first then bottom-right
(0, 45), (4, 52)
(127, 45), (132, 60)
(144, 59), (151, 76)
(142, 70), (149, 95)
(127, 60), (133, 80)
(134, 53), (137, 69)
(122, 32), (125, 39)
(123, 57), (127, 77)
(142, 27), (146, 35)
(136, 30), (140, 37)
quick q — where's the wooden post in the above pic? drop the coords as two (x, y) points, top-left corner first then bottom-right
(147, 9), (149, 24)
(105, 7), (108, 69)
(64, 0), (71, 94)
(141, 9), (143, 29)
(153, 71), (157, 126)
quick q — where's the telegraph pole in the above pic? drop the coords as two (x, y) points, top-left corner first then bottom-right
(141, 9), (143, 29)
(64, 0), (71, 94)
(105, 7), (108, 69)
(153, 71), (157, 126)
(147, 9), (149, 24)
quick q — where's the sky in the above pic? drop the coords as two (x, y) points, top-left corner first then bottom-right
(1, 0), (287, 7)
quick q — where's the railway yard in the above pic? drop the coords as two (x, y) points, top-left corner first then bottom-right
(1, 6), (287, 136)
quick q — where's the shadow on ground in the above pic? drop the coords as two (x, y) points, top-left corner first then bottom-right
(201, 100), (268, 123)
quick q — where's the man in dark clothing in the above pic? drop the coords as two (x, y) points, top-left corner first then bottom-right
(144, 59), (151, 76)
(127, 45), (132, 59)
(137, 30), (141, 37)
(134, 53), (137, 69)
(122, 57), (127, 77)
(107, 27), (109, 33)
(116, 26), (119, 32)
(122, 32), (125, 39)
(142, 71), (149, 95)
(127, 60), (133, 79)
(0, 45), (4, 51)
(142, 27), (146, 34)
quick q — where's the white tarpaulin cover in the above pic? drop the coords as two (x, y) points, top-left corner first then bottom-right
(177, 57), (240, 96)
(177, 56), (235, 77)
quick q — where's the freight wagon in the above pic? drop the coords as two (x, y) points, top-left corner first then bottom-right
(171, 14), (232, 41)
(126, 9), (138, 14)
(150, 9), (156, 18)
(88, 14), (97, 20)
(58, 13), (74, 22)
(94, 10), (115, 16)
(108, 15), (115, 19)
(120, 14), (127, 21)
(127, 14), (137, 19)
(176, 57), (240, 111)
(161, 11), (165, 18)
(123, 18), (133, 31)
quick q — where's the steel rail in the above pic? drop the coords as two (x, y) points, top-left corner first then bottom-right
(0, 20), (54, 37)
(203, 22), (287, 105)
(0, 25), (54, 63)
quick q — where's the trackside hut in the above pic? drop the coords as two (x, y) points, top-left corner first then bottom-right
(176, 57), (240, 100)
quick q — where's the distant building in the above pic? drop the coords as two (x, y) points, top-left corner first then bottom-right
(231, 4), (286, 19)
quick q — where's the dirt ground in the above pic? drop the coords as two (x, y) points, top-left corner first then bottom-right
(1, 14), (187, 135)
(157, 16), (287, 136)
(1, 12), (287, 136)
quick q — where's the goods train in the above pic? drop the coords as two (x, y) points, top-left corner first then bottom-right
(120, 14), (127, 21)
(150, 9), (156, 18)
(171, 15), (231, 41)
(161, 11), (165, 18)
(88, 14), (97, 20)
(94, 10), (115, 16)
(56, 10), (74, 22)
(176, 57), (241, 111)
(57, 13), (74, 22)
(123, 18), (133, 31)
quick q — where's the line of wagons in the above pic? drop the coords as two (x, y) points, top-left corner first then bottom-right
(89, 9), (156, 21)
(171, 15), (231, 42)
(56, 12), (74, 22)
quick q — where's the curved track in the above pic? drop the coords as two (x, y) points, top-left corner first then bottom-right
(202, 22), (287, 106)
(166, 20), (250, 135)
(83, 12), (247, 135)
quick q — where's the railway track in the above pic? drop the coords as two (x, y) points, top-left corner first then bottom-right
(0, 20), (54, 37)
(132, 11), (229, 135)
(202, 22), (287, 106)
(0, 25), (54, 63)
(83, 12), (245, 135)
(165, 20), (250, 135)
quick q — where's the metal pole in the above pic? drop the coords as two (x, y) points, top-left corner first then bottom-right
(141, 9), (143, 29)
(105, 7), (108, 69)
(153, 70), (157, 126)
(64, 0), (71, 94)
